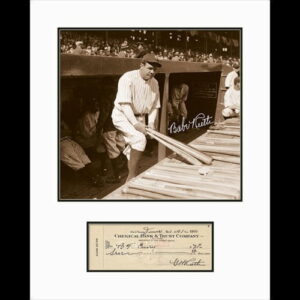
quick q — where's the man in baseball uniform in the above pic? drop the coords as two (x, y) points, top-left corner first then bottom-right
(111, 53), (161, 182)
(225, 62), (240, 89)
(222, 76), (240, 118)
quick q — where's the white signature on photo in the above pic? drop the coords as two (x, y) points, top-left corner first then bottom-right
(168, 113), (214, 134)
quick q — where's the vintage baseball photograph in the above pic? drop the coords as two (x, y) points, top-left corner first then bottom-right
(59, 29), (241, 200)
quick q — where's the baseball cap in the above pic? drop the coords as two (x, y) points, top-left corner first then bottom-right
(142, 53), (162, 67)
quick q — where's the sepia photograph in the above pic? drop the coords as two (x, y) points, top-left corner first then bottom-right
(59, 28), (241, 201)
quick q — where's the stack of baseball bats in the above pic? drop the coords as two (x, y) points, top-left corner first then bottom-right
(120, 126), (241, 199)
(145, 128), (213, 165)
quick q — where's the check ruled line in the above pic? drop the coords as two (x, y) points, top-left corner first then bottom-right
(154, 251), (191, 254)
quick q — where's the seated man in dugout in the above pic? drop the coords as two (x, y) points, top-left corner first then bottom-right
(97, 82), (127, 183)
(167, 83), (189, 125)
(73, 97), (107, 186)
(60, 119), (104, 187)
(222, 76), (241, 119)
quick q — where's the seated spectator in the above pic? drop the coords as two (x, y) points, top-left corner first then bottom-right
(187, 56), (194, 62)
(194, 53), (200, 62)
(129, 49), (136, 58)
(85, 46), (92, 55)
(162, 50), (169, 60)
(104, 43), (111, 52)
(222, 77), (240, 118)
(61, 44), (67, 53)
(137, 42), (144, 52)
(118, 45), (127, 58)
(179, 52), (185, 61)
(72, 41), (85, 55)
(156, 51), (163, 60)
(98, 49), (105, 56)
(91, 45), (98, 55)
(172, 52), (180, 61)
(67, 43), (76, 54)
(207, 53), (214, 63)
(121, 38), (128, 48)
(168, 52), (173, 60)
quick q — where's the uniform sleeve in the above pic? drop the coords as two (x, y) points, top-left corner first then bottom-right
(148, 82), (160, 128)
(115, 74), (132, 105)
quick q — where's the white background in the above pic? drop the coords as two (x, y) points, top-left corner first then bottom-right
(30, 1), (270, 299)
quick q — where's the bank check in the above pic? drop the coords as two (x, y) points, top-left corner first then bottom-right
(87, 222), (213, 271)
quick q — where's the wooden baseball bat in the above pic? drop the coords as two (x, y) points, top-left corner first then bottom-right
(224, 118), (240, 124)
(190, 144), (240, 157)
(209, 124), (240, 130)
(146, 130), (202, 165)
(135, 175), (239, 199)
(222, 125), (240, 129)
(161, 161), (240, 174)
(195, 138), (240, 145)
(146, 128), (213, 165)
(141, 172), (240, 194)
(142, 172), (240, 197)
(207, 129), (240, 136)
(127, 181), (192, 199)
(168, 157), (241, 169)
(135, 177), (238, 199)
(207, 154), (240, 164)
(146, 169), (239, 190)
(159, 162), (240, 179)
(153, 165), (240, 181)
(122, 186), (171, 200)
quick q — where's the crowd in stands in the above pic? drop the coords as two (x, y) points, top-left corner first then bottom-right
(60, 32), (240, 65)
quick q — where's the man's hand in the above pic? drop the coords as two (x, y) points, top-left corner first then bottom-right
(134, 122), (147, 134)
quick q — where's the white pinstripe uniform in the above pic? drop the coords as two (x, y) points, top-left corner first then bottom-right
(222, 87), (240, 117)
(225, 70), (239, 89)
(111, 70), (160, 156)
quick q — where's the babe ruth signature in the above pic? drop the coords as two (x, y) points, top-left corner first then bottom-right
(169, 258), (205, 266)
(168, 113), (214, 134)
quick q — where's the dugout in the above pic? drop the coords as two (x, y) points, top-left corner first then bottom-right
(60, 54), (228, 160)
